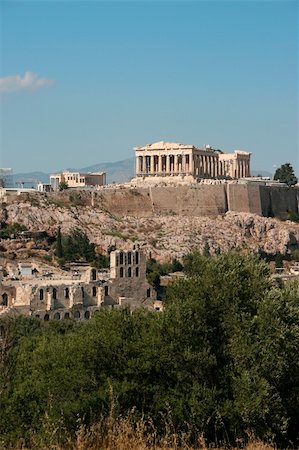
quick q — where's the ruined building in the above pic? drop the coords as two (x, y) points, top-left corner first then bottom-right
(134, 141), (251, 182)
(0, 249), (161, 320)
(50, 171), (106, 190)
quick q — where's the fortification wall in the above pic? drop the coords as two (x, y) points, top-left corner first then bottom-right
(227, 184), (262, 215)
(6, 184), (299, 219)
(259, 186), (299, 219)
(95, 185), (227, 217)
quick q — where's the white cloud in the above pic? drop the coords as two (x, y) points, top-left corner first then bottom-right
(0, 71), (54, 93)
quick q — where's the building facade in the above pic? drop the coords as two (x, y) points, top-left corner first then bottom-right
(50, 171), (106, 190)
(0, 249), (161, 320)
(134, 141), (251, 181)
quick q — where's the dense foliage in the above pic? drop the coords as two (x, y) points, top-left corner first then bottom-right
(55, 227), (109, 268)
(146, 256), (183, 288)
(0, 222), (27, 239)
(1, 252), (299, 448)
(273, 162), (297, 186)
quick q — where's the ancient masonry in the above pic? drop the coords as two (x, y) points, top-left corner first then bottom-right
(0, 249), (162, 320)
(134, 141), (251, 182)
(49, 171), (106, 191)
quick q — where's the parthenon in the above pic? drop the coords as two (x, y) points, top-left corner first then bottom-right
(134, 141), (251, 181)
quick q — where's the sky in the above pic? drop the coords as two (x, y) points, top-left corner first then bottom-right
(0, 0), (298, 175)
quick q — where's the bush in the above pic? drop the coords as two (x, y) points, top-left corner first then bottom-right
(0, 222), (27, 239)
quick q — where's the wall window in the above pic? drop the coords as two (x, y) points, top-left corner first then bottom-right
(91, 269), (97, 281)
(120, 267), (124, 278)
(74, 310), (80, 319)
(92, 286), (97, 297)
(84, 311), (90, 319)
(2, 293), (8, 306)
(120, 252), (124, 265)
(104, 286), (109, 296)
(147, 288), (151, 298)
(39, 289), (44, 301)
(44, 313), (49, 321)
(81, 287), (85, 298)
(128, 267), (132, 277)
(64, 288), (69, 299)
(128, 252), (132, 264)
(135, 252), (139, 264)
(135, 267), (139, 277)
(54, 312), (60, 320)
(53, 288), (57, 300)
(64, 312), (70, 319)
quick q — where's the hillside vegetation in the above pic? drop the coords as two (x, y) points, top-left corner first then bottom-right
(1, 253), (299, 449)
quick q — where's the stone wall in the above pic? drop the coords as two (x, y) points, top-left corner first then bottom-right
(259, 186), (299, 219)
(97, 185), (298, 218)
(6, 184), (299, 219)
(227, 184), (262, 215)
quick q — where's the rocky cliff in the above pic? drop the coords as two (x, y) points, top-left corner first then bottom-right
(1, 193), (299, 262)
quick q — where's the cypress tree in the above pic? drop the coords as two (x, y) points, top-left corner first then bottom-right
(56, 227), (63, 258)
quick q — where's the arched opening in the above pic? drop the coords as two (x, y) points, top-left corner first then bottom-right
(128, 252), (132, 264)
(39, 289), (44, 301)
(44, 313), (50, 321)
(64, 288), (69, 299)
(128, 267), (132, 277)
(91, 269), (97, 281)
(120, 252), (124, 265)
(104, 286), (109, 296)
(84, 311), (90, 319)
(2, 293), (8, 306)
(135, 252), (139, 264)
(120, 267), (124, 278)
(53, 288), (57, 300)
(92, 286), (97, 297)
(54, 312), (60, 320)
(74, 310), (80, 319)
(64, 312), (70, 319)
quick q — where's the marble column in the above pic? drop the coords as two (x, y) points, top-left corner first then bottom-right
(150, 155), (154, 174)
(214, 157), (217, 178)
(189, 153), (194, 175)
(166, 155), (170, 174)
(181, 155), (185, 173)
(174, 155), (178, 174)
(158, 155), (162, 174)
(141, 156), (145, 174)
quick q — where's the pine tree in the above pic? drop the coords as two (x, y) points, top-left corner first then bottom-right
(274, 163), (297, 186)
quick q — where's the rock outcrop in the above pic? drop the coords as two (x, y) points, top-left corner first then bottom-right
(1, 199), (299, 262)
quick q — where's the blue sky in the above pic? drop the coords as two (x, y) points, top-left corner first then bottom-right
(0, 0), (298, 175)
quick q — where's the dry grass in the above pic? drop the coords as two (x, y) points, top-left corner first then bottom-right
(71, 416), (276, 450)
(1, 402), (277, 450)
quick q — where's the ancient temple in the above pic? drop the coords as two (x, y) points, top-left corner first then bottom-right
(134, 141), (251, 181)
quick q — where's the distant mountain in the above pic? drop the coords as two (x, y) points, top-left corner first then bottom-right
(4, 171), (49, 188)
(251, 169), (272, 178)
(9, 158), (135, 187)
(79, 157), (135, 183)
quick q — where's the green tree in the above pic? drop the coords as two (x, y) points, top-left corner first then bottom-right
(62, 228), (96, 262)
(58, 181), (68, 191)
(55, 226), (63, 258)
(274, 163), (297, 186)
